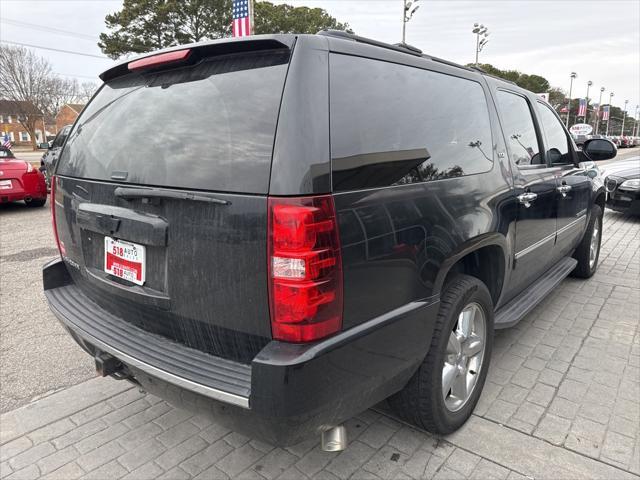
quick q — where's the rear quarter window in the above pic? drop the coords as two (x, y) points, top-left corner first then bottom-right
(330, 54), (493, 192)
(57, 50), (289, 194)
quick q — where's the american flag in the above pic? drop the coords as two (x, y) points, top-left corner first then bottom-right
(602, 105), (610, 121)
(577, 98), (587, 117)
(232, 0), (251, 37)
(2, 134), (11, 149)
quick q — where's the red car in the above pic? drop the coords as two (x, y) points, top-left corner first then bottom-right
(0, 147), (47, 207)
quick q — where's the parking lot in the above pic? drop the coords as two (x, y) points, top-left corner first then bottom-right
(0, 156), (639, 479)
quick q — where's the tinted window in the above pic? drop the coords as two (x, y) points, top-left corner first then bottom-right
(57, 50), (289, 193)
(330, 55), (493, 192)
(537, 102), (571, 164)
(497, 91), (542, 166)
(52, 125), (71, 148)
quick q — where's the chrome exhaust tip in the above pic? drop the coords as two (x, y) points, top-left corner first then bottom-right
(321, 425), (347, 452)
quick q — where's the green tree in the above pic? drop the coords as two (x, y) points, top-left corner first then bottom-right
(253, 1), (351, 35)
(99, 0), (350, 59)
(472, 63), (550, 93)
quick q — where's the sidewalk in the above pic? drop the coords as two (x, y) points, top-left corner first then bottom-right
(1, 211), (638, 480)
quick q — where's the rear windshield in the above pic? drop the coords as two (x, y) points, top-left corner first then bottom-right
(57, 49), (289, 193)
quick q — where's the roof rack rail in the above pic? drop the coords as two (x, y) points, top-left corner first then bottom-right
(429, 55), (474, 72)
(393, 42), (423, 54)
(317, 30), (424, 57)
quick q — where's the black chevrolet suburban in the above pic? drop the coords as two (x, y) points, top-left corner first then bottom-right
(43, 31), (616, 450)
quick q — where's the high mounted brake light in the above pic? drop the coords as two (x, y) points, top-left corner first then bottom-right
(128, 49), (192, 71)
(268, 195), (343, 343)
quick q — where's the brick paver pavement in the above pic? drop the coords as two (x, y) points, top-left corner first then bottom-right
(1, 211), (638, 480)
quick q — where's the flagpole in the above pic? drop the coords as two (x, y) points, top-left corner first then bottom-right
(249, 0), (254, 34)
(606, 92), (614, 136)
(595, 87), (604, 134)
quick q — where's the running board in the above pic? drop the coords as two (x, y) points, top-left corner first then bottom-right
(494, 257), (577, 329)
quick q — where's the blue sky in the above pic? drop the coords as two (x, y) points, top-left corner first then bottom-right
(1, 0), (638, 116)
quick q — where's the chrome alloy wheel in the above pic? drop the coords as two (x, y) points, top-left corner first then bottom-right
(442, 302), (487, 412)
(589, 217), (600, 270)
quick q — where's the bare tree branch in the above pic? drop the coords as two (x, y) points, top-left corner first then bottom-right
(0, 45), (98, 148)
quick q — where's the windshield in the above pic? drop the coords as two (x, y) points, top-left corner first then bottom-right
(57, 49), (290, 193)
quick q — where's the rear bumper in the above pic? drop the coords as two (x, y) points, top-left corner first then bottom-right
(0, 181), (47, 203)
(0, 189), (45, 203)
(43, 258), (437, 445)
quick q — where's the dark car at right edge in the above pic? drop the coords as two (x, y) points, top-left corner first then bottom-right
(42, 31), (617, 451)
(603, 158), (640, 215)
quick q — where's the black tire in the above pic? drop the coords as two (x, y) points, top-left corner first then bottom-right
(25, 197), (46, 208)
(389, 274), (494, 434)
(571, 204), (603, 279)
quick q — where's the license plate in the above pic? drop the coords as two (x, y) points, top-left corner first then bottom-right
(0, 180), (12, 190)
(104, 237), (146, 286)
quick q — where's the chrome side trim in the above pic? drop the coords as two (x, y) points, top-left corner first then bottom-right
(557, 215), (587, 237)
(52, 310), (251, 409)
(515, 215), (586, 260)
(514, 232), (555, 260)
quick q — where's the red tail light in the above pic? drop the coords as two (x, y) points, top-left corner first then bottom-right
(268, 195), (343, 342)
(51, 176), (65, 256)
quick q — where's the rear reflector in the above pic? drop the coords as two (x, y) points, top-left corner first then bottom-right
(51, 176), (65, 256)
(268, 195), (343, 343)
(128, 49), (191, 71)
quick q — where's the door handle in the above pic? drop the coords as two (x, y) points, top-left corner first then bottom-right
(517, 192), (538, 208)
(557, 185), (572, 198)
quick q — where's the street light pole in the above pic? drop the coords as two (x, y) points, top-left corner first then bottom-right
(620, 99), (629, 136)
(584, 80), (592, 122)
(402, 0), (420, 44)
(595, 87), (605, 134)
(566, 72), (577, 127)
(606, 92), (614, 136)
(472, 23), (489, 66)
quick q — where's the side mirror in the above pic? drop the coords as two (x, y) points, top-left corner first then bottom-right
(582, 138), (617, 161)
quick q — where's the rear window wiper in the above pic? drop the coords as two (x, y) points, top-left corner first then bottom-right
(114, 187), (230, 205)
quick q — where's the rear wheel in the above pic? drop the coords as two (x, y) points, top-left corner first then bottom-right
(389, 274), (494, 434)
(25, 197), (46, 208)
(571, 204), (602, 278)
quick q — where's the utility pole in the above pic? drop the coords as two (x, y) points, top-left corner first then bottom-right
(620, 99), (629, 136)
(606, 92), (614, 136)
(633, 105), (639, 137)
(566, 72), (577, 127)
(402, 0), (420, 44)
(472, 23), (489, 66)
(595, 87), (605, 134)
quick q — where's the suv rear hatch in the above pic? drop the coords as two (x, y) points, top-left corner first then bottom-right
(53, 40), (292, 363)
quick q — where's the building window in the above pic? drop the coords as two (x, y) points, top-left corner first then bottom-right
(9, 132), (15, 142)
(7, 116), (12, 124)
(20, 131), (30, 142)
(0, 115), (4, 123)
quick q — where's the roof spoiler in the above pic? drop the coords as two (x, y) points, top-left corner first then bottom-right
(99, 35), (295, 82)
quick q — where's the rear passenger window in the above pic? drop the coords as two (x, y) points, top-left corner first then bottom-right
(496, 91), (542, 166)
(330, 54), (493, 192)
(537, 102), (572, 165)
